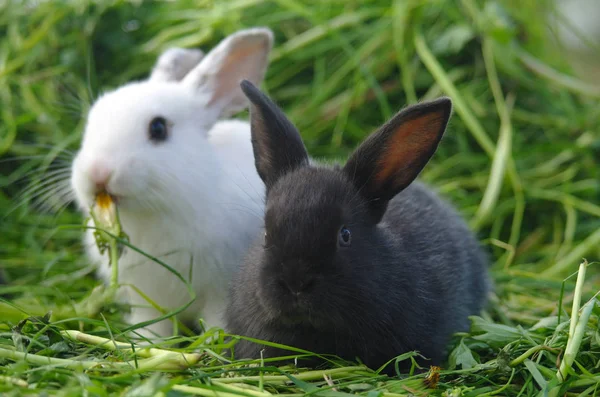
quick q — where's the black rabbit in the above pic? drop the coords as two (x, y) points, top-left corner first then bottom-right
(225, 80), (491, 373)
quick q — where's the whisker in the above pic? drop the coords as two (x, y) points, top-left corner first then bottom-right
(4, 144), (77, 158)
(48, 190), (77, 212)
(19, 167), (72, 182)
(218, 202), (263, 221)
(3, 167), (71, 190)
(231, 164), (266, 207)
(16, 172), (73, 202)
(11, 186), (73, 217)
(30, 189), (74, 214)
(4, 183), (72, 219)
(50, 96), (86, 119)
(159, 169), (196, 215)
(25, 180), (73, 207)
(0, 155), (74, 169)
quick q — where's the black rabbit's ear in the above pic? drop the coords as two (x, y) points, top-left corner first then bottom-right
(240, 80), (309, 190)
(343, 97), (452, 221)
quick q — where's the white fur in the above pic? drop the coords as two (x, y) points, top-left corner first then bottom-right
(71, 28), (273, 338)
(149, 48), (205, 82)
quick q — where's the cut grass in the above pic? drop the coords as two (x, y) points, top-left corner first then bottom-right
(0, 0), (599, 395)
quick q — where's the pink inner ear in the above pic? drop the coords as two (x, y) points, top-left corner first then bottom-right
(207, 43), (268, 108)
(375, 113), (445, 189)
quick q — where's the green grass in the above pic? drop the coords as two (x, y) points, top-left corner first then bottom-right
(1, 0), (599, 395)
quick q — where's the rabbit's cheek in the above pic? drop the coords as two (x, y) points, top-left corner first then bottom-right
(110, 158), (145, 193)
(256, 286), (288, 322)
(71, 166), (95, 210)
(256, 275), (300, 318)
(72, 155), (102, 207)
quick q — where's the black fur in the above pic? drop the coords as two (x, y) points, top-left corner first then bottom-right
(241, 80), (309, 191)
(226, 81), (490, 374)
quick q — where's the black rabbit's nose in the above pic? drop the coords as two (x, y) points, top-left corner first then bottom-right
(279, 276), (315, 295)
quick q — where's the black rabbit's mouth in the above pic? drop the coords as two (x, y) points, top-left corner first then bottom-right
(274, 304), (330, 329)
(274, 293), (311, 320)
(259, 283), (334, 329)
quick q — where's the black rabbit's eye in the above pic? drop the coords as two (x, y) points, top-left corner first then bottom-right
(338, 226), (351, 247)
(149, 117), (168, 142)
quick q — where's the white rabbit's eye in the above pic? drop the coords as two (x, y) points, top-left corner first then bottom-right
(149, 117), (168, 142)
(338, 226), (351, 247)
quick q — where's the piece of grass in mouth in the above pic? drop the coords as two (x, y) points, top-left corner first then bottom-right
(89, 191), (129, 290)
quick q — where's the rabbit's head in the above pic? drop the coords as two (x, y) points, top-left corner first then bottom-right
(71, 28), (273, 215)
(240, 81), (452, 329)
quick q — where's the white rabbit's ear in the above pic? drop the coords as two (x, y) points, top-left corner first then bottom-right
(181, 27), (274, 118)
(149, 48), (205, 82)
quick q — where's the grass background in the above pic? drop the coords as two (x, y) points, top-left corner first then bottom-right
(0, 0), (599, 395)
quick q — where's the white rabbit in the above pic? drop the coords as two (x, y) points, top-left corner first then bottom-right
(70, 28), (273, 338)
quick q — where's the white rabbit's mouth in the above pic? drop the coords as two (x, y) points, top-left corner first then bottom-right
(95, 191), (120, 206)
(83, 190), (121, 209)
(81, 189), (141, 214)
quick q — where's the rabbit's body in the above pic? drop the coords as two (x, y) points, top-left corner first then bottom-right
(228, 179), (487, 367)
(71, 29), (273, 338)
(85, 117), (261, 333)
(225, 81), (490, 372)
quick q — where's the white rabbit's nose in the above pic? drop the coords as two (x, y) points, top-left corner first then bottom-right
(89, 160), (113, 192)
